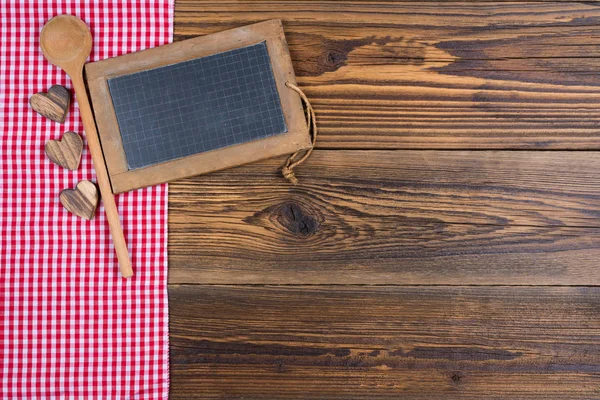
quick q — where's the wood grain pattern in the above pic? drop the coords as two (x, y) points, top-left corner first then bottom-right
(45, 131), (83, 170)
(175, 1), (600, 149)
(170, 285), (600, 399)
(169, 3), (600, 398)
(29, 85), (70, 123)
(168, 150), (600, 285)
(60, 180), (99, 220)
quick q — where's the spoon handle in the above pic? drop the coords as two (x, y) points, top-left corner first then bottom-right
(71, 70), (134, 278)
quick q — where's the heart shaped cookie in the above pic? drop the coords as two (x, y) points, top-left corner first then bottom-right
(30, 85), (70, 123)
(60, 180), (99, 220)
(45, 131), (83, 170)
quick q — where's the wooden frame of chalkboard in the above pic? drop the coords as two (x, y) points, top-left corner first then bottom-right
(85, 19), (311, 194)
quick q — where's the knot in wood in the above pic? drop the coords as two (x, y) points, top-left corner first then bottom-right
(451, 372), (463, 385)
(278, 202), (319, 237)
(325, 50), (345, 67)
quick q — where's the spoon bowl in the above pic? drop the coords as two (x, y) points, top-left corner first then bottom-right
(40, 15), (92, 76)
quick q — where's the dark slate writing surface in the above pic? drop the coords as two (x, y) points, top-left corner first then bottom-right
(107, 42), (287, 170)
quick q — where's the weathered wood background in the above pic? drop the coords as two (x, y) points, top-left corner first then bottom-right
(169, 2), (600, 398)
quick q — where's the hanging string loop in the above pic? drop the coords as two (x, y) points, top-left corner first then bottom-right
(282, 81), (317, 184)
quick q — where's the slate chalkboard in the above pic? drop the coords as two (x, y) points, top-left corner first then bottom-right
(107, 42), (287, 170)
(86, 19), (312, 194)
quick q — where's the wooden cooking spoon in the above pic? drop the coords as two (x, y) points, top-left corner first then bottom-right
(40, 15), (133, 278)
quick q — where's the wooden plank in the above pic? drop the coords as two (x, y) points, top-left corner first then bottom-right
(170, 285), (600, 399)
(168, 150), (600, 285)
(175, 1), (600, 149)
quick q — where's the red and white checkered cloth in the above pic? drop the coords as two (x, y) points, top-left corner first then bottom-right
(1, 1), (173, 398)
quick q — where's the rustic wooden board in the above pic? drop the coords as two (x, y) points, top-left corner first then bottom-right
(170, 285), (600, 399)
(175, 1), (600, 149)
(168, 150), (600, 284)
(169, 3), (600, 398)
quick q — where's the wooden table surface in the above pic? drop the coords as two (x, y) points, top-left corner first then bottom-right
(168, 2), (600, 398)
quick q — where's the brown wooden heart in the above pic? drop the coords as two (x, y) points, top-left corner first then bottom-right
(30, 85), (70, 123)
(45, 131), (83, 170)
(60, 180), (99, 220)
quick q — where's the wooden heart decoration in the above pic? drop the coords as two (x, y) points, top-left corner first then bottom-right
(30, 85), (70, 123)
(45, 131), (83, 170)
(60, 180), (99, 220)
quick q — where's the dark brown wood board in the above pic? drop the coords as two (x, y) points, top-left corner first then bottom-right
(168, 150), (600, 285)
(168, 2), (600, 398)
(85, 19), (311, 193)
(175, 1), (600, 149)
(170, 285), (600, 399)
